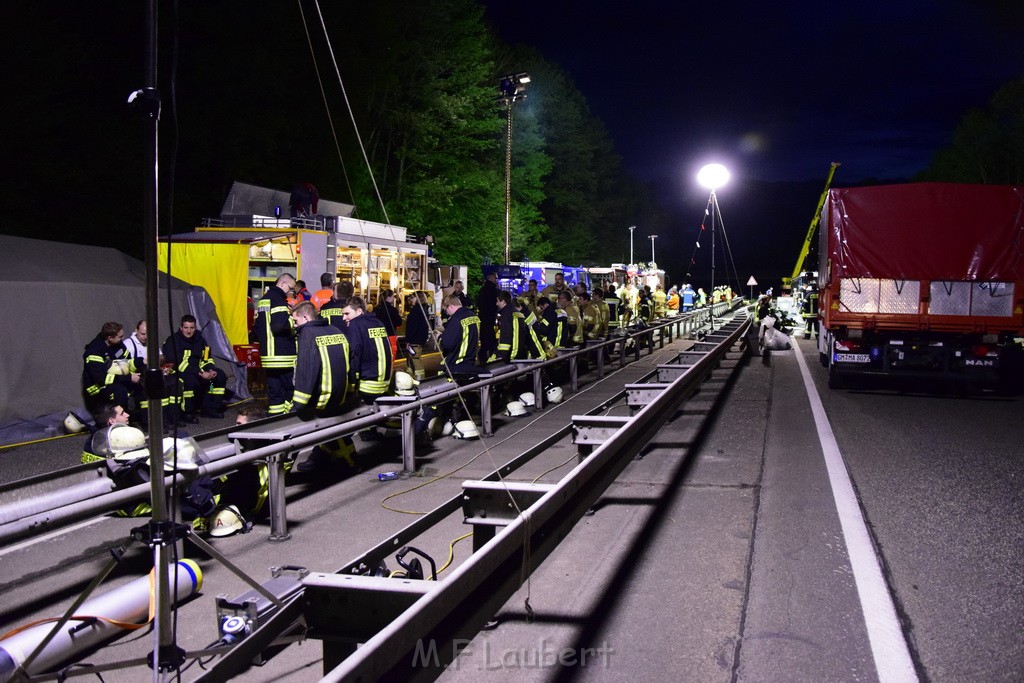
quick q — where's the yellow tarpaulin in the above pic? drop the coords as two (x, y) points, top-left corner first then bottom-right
(158, 242), (250, 346)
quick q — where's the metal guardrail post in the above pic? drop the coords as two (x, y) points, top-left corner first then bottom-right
(401, 410), (415, 474)
(533, 366), (544, 408)
(595, 341), (605, 378)
(479, 384), (493, 437)
(267, 453), (290, 542)
(569, 354), (578, 393)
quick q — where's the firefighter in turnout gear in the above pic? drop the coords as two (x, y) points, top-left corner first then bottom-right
(163, 315), (228, 422)
(801, 282), (819, 340)
(290, 302), (351, 416)
(290, 302), (358, 472)
(253, 273), (297, 415)
(81, 321), (143, 414)
(342, 296), (394, 405)
(439, 294), (482, 374)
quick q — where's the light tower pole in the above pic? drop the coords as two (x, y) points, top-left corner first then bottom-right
(628, 225), (636, 265)
(648, 234), (657, 265)
(498, 72), (531, 264)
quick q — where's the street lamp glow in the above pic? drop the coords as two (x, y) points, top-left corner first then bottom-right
(697, 163), (730, 190)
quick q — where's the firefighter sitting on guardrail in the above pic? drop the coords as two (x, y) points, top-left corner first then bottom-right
(81, 403), (219, 526)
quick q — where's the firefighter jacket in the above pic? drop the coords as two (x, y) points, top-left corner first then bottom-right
(319, 296), (348, 329)
(404, 302), (433, 346)
(582, 301), (602, 340)
(517, 310), (545, 358)
(292, 319), (350, 415)
(345, 312), (393, 395)
(563, 303), (583, 344)
(604, 292), (620, 329)
(496, 306), (515, 361)
(162, 330), (215, 377)
(82, 335), (138, 400)
(253, 286), (296, 369)
(439, 306), (481, 372)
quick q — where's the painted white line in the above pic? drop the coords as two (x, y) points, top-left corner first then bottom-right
(792, 338), (918, 683)
(0, 517), (107, 559)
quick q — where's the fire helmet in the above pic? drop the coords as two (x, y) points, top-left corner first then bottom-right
(545, 385), (564, 404)
(504, 401), (528, 417)
(394, 371), (419, 396)
(209, 505), (246, 538)
(63, 412), (88, 434)
(519, 392), (536, 407)
(452, 420), (480, 439)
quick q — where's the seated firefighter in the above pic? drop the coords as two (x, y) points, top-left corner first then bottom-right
(81, 405), (218, 526)
(163, 314), (228, 423)
(81, 321), (144, 417)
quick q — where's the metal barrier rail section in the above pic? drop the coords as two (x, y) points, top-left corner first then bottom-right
(0, 302), (741, 550)
(193, 313), (751, 681)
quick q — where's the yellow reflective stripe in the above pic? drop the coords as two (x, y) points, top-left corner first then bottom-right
(86, 354), (105, 363)
(374, 337), (387, 383)
(81, 452), (105, 464)
(317, 344), (332, 409)
(178, 349), (191, 373)
(359, 378), (389, 394)
(261, 356), (296, 368)
(209, 387), (225, 395)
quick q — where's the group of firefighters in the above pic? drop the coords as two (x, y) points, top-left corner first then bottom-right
(74, 267), (738, 535)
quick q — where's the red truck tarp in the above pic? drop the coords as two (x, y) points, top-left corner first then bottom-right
(823, 183), (1024, 282)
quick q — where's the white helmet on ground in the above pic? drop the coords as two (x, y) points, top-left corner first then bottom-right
(209, 505), (246, 538)
(519, 392), (536, 407)
(452, 420), (480, 439)
(504, 401), (528, 417)
(63, 412), (87, 434)
(545, 385), (564, 404)
(394, 371), (419, 397)
(428, 417), (455, 438)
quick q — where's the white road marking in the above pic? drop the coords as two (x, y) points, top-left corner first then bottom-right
(0, 517), (106, 559)
(792, 338), (919, 683)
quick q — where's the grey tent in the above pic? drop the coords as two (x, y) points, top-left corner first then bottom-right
(0, 235), (251, 446)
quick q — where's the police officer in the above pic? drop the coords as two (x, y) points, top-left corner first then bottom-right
(253, 273), (297, 416)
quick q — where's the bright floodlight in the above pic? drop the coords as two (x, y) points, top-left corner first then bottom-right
(697, 163), (730, 190)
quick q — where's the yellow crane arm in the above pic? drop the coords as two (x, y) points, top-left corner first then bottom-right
(790, 162), (840, 282)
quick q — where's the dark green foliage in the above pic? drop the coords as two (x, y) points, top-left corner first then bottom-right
(918, 76), (1024, 185)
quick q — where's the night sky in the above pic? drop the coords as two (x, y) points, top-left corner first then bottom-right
(2, 2), (1021, 291)
(482, 0), (1023, 285)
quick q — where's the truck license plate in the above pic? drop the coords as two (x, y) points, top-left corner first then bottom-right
(835, 353), (870, 363)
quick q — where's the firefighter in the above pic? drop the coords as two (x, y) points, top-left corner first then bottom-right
(81, 321), (143, 415)
(558, 290), (583, 346)
(801, 283), (819, 339)
(342, 296), (394, 406)
(163, 315), (228, 422)
(439, 294), (482, 374)
(290, 301), (358, 472)
(253, 273), (297, 416)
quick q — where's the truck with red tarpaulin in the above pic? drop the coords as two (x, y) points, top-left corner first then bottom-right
(817, 182), (1024, 388)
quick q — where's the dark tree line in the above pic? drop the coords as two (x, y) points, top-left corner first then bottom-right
(918, 76), (1024, 185)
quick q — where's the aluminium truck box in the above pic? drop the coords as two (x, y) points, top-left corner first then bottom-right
(817, 182), (1024, 388)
